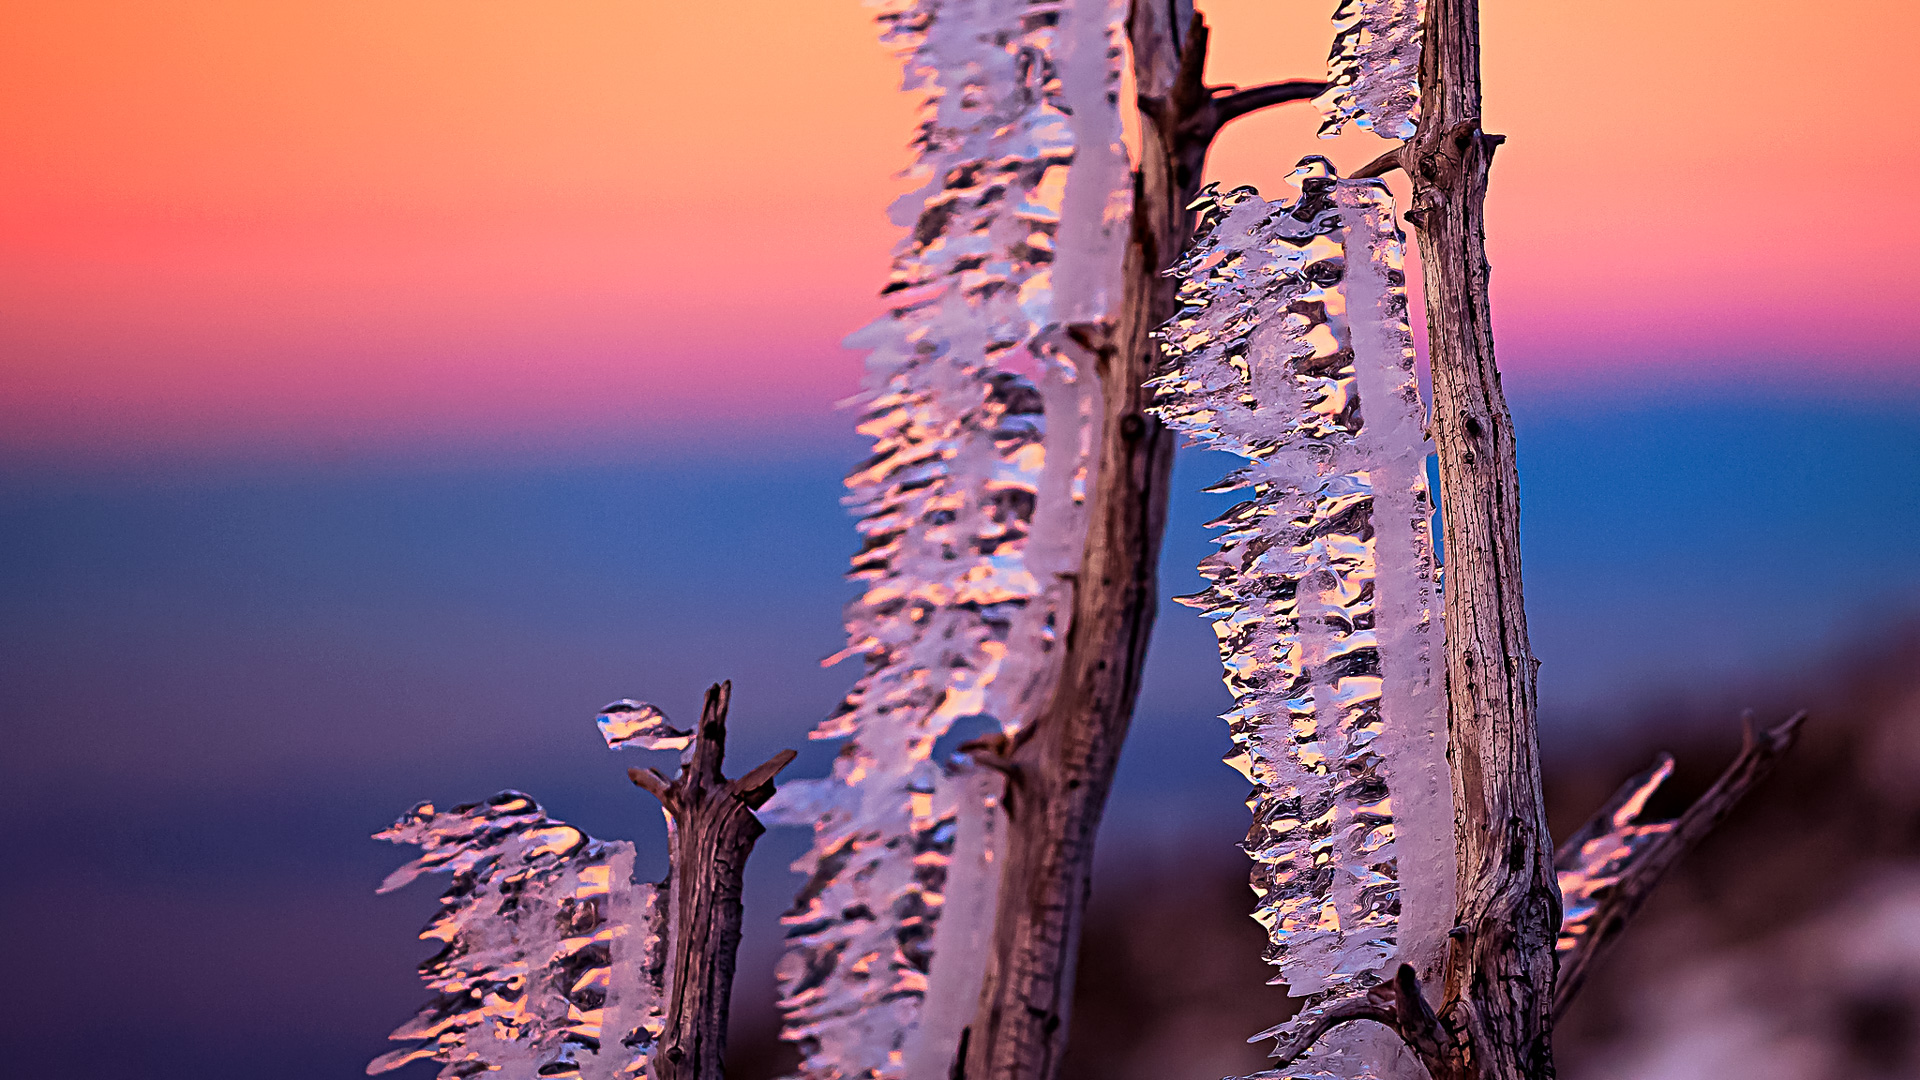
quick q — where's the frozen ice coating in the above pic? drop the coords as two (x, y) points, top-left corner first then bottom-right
(1147, 162), (1452, 1024)
(1555, 757), (1677, 959)
(760, 1), (1129, 1078)
(1314, 0), (1424, 139)
(1245, 1020), (1424, 1080)
(370, 792), (666, 1080)
(596, 699), (694, 752)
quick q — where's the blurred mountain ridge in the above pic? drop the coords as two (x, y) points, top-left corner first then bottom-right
(1038, 620), (1920, 1080)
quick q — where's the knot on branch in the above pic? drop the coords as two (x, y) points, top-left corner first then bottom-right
(1359, 119), (1507, 226)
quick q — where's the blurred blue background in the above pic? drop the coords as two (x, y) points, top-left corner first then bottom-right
(3, 383), (1917, 1078)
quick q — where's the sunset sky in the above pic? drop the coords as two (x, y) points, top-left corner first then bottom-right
(2, 4), (1917, 1079)
(4, 0), (1915, 465)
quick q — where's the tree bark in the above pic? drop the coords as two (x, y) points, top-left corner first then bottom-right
(953, 5), (1203, 1078)
(628, 682), (795, 1080)
(1402, 0), (1561, 1077)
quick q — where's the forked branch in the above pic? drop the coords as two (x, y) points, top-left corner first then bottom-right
(1551, 710), (1807, 1019)
(630, 681), (796, 1080)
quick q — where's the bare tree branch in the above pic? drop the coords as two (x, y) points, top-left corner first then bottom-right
(631, 681), (795, 1080)
(1407, 0), (1560, 1076)
(957, 8), (1315, 1078)
(1351, 145), (1405, 179)
(1552, 711), (1806, 1019)
(1207, 79), (1329, 131)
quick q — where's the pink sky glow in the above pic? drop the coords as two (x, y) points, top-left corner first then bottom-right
(2, 0), (1914, 465)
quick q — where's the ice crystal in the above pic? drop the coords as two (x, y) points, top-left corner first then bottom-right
(1315, 0), (1424, 139)
(759, 1), (1129, 1077)
(1148, 161), (1453, 1025)
(1555, 756), (1676, 959)
(596, 700), (694, 753)
(1245, 1021), (1426, 1080)
(370, 792), (666, 1080)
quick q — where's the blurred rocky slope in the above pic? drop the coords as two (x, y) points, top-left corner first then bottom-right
(1055, 623), (1920, 1080)
(728, 624), (1920, 1079)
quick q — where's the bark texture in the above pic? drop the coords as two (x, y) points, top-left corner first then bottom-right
(954, 5), (1314, 1078)
(1402, 0), (1561, 1077)
(629, 682), (795, 1080)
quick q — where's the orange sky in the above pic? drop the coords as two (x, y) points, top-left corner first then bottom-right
(2, 0), (1915, 464)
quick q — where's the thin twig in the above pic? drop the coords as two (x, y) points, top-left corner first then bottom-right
(1263, 992), (1397, 1064)
(1351, 145), (1405, 179)
(1552, 711), (1807, 1018)
(1209, 79), (1329, 129)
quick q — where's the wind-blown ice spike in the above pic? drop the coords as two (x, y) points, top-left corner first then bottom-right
(1554, 756), (1676, 959)
(1314, 0), (1424, 139)
(370, 792), (666, 1080)
(1148, 159), (1452, 1075)
(757, 1), (1129, 1078)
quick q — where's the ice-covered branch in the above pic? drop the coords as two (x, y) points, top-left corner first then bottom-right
(371, 685), (792, 1080)
(1552, 710), (1807, 1019)
(369, 793), (667, 1080)
(1148, 161), (1454, 1080)
(756, 1), (1131, 1076)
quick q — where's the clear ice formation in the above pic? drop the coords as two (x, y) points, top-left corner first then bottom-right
(757, 1), (1130, 1078)
(597, 700), (694, 753)
(1147, 160), (1454, 1072)
(1247, 1019), (1426, 1080)
(1314, 0), (1424, 140)
(1555, 757), (1676, 959)
(370, 792), (666, 1080)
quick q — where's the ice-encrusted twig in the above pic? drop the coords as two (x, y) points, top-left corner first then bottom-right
(1552, 710), (1807, 1018)
(369, 793), (667, 1080)
(372, 685), (793, 1080)
(759, 1), (1129, 1076)
(1149, 161), (1452, 1010)
(627, 682), (796, 1080)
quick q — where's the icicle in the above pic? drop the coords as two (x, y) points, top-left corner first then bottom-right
(369, 792), (666, 1080)
(758, 1), (1129, 1077)
(1244, 1020), (1425, 1080)
(596, 700), (694, 753)
(1315, 0), (1424, 140)
(899, 768), (1005, 1078)
(1147, 160), (1452, 1068)
(1338, 182), (1452, 994)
